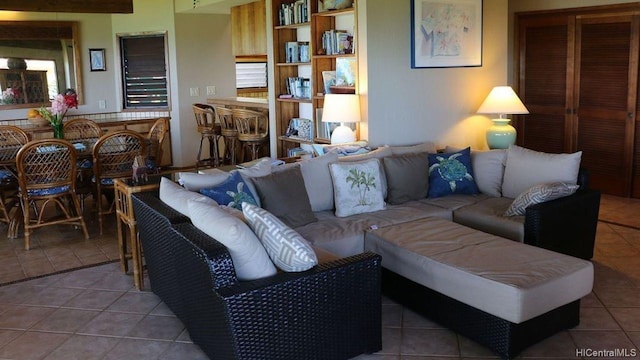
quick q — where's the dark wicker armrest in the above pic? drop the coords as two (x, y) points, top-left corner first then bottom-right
(524, 189), (601, 259)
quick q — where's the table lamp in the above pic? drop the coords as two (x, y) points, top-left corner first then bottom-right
(477, 86), (529, 149)
(322, 93), (360, 144)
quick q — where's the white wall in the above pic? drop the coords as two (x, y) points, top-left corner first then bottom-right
(174, 13), (237, 166)
(361, 0), (508, 150)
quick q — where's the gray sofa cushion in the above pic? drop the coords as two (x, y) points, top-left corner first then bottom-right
(421, 193), (489, 211)
(453, 197), (525, 242)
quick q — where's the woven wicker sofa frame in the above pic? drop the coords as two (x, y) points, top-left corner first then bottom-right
(132, 192), (383, 360)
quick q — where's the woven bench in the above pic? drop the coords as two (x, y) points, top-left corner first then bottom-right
(364, 217), (593, 359)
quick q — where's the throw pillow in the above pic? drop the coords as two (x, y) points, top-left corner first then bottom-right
(445, 146), (507, 197)
(338, 147), (391, 199)
(427, 147), (479, 198)
(199, 171), (258, 210)
(299, 152), (339, 211)
(159, 177), (217, 216)
(329, 158), (386, 217)
(383, 152), (429, 205)
(502, 145), (582, 199)
(188, 199), (277, 280)
(178, 169), (230, 191)
(251, 166), (317, 228)
(504, 182), (580, 216)
(232, 157), (272, 207)
(242, 202), (318, 272)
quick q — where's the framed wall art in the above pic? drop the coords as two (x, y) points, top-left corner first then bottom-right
(411, 0), (483, 68)
(89, 48), (106, 71)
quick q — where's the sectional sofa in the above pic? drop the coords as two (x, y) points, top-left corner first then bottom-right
(138, 142), (600, 359)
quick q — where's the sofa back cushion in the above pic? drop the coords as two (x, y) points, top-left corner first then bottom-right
(502, 145), (582, 199)
(159, 177), (217, 216)
(389, 141), (436, 155)
(178, 169), (229, 192)
(299, 152), (339, 211)
(188, 199), (277, 281)
(330, 158), (386, 217)
(383, 152), (430, 204)
(252, 166), (317, 228)
(445, 147), (507, 197)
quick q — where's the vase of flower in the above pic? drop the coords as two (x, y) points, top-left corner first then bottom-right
(52, 120), (64, 139)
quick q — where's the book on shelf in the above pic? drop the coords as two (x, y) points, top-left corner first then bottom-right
(278, 0), (310, 26)
(285, 41), (310, 63)
(321, 30), (353, 55)
(287, 147), (310, 157)
(285, 77), (311, 99)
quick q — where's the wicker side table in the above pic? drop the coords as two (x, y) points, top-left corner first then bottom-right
(114, 175), (163, 290)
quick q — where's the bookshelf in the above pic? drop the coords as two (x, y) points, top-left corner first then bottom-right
(272, 0), (357, 158)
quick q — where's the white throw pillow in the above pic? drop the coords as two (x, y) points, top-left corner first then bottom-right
(242, 202), (318, 272)
(299, 152), (339, 211)
(178, 169), (229, 192)
(446, 146), (507, 197)
(188, 199), (276, 280)
(502, 145), (582, 199)
(329, 159), (386, 217)
(504, 182), (580, 216)
(159, 177), (217, 216)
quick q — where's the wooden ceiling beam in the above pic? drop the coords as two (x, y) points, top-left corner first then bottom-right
(0, 0), (133, 14)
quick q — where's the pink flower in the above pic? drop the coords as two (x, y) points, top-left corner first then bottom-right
(51, 94), (68, 116)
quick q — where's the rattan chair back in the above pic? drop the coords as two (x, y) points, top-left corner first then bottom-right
(233, 108), (268, 142)
(147, 117), (169, 169)
(216, 106), (236, 137)
(93, 130), (147, 234)
(0, 125), (28, 232)
(16, 139), (89, 249)
(63, 118), (103, 144)
(193, 104), (217, 134)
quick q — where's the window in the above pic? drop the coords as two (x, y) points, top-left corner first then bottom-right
(119, 33), (169, 109)
(235, 62), (267, 89)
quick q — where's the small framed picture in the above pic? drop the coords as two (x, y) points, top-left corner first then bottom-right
(89, 48), (106, 71)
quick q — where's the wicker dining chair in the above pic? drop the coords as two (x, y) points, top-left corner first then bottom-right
(233, 108), (269, 161)
(64, 118), (104, 207)
(92, 130), (147, 235)
(16, 139), (89, 250)
(216, 106), (238, 165)
(193, 104), (222, 170)
(146, 117), (169, 173)
(0, 125), (29, 237)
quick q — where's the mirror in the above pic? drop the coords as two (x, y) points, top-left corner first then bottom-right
(0, 21), (83, 110)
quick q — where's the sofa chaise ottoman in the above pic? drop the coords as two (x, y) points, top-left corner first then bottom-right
(364, 217), (594, 359)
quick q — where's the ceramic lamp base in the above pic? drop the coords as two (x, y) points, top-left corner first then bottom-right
(486, 119), (516, 149)
(330, 125), (356, 144)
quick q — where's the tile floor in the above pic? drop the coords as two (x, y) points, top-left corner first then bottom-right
(0, 194), (638, 359)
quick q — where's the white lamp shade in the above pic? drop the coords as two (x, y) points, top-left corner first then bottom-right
(477, 86), (529, 115)
(322, 94), (361, 124)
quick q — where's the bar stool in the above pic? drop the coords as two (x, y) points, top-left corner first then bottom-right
(216, 106), (237, 165)
(193, 104), (221, 170)
(233, 108), (269, 161)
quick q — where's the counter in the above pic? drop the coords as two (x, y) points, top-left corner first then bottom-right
(206, 96), (268, 110)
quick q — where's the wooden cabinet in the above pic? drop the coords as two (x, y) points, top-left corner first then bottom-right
(231, 0), (267, 56)
(515, 3), (640, 197)
(0, 69), (48, 104)
(272, 0), (357, 157)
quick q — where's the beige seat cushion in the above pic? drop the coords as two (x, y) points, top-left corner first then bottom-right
(453, 197), (524, 242)
(421, 194), (489, 212)
(364, 217), (593, 324)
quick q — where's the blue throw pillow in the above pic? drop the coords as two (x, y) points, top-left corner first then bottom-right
(428, 147), (479, 198)
(200, 171), (258, 210)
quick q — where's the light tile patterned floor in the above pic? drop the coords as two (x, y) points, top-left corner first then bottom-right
(0, 194), (638, 359)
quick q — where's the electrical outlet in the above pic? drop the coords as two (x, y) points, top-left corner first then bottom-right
(190, 87), (200, 97)
(98, 100), (106, 109)
(206, 86), (216, 96)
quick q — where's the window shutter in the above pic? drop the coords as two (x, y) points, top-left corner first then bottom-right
(121, 35), (168, 108)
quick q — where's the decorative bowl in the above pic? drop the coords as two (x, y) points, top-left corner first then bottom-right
(321, 0), (353, 10)
(28, 116), (49, 127)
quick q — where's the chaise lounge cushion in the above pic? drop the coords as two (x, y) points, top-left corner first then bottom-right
(502, 145), (581, 199)
(453, 197), (525, 242)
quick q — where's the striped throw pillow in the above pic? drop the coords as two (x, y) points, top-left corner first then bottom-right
(504, 182), (579, 216)
(242, 203), (318, 272)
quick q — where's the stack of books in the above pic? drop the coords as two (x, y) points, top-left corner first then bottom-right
(278, 0), (310, 26)
(321, 30), (353, 55)
(285, 42), (310, 63)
